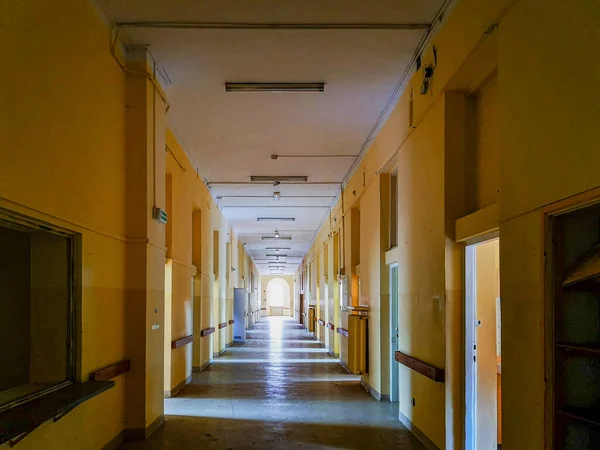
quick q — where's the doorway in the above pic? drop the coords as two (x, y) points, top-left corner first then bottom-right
(389, 264), (399, 403)
(465, 238), (501, 450)
(266, 278), (290, 316)
(233, 288), (247, 342)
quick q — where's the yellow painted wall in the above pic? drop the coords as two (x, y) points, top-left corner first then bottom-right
(0, 0), (257, 446)
(499, 1), (600, 447)
(0, 0), (129, 446)
(165, 130), (256, 387)
(300, 0), (600, 448)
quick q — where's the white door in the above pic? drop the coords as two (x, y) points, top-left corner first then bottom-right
(390, 264), (399, 403)
(465, 245), (477, 450)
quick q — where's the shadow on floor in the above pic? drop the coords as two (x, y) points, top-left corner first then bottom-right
(119, 415), (426, 450)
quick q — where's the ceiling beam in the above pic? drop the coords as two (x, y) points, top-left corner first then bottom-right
(117, 22), (431, 31)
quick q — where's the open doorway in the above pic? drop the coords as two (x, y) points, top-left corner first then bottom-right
(389, 263), (399, 403)
(465, 238), (501, 450)
(266, 278), (290, 316)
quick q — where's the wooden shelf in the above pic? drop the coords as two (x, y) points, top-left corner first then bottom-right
(558, 408), (600, 427)
(0, 381), (114, 445)
(556, 342), (600, 356)
(347, 305), (370, 312)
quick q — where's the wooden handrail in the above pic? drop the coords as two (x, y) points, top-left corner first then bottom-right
(89, 360), (130, 381)
(327, 323), (335, 330)
(336, 327), (349, 338)
(218, 322), (227, 329)
(201, 327), (215, 337)
(171, 335), (194, 349)
(228, 319), (235, 325)
(395, 351), (444, 383)
(318, 319), (325, 326)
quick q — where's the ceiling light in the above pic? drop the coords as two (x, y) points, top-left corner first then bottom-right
(276, 249), (280, 254)
(267, 254), (288, 257)
(266, 247), (291, 250)
(225, 82), (325, 93)
(262, 236), (292, 240)
(256, 217), (295, 222)
(251, 176), (308, 183)
(274, 230), (280, 239)
(273, 192), (280, 202)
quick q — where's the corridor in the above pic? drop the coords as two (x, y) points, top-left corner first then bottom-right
(121, 317), (424, 449)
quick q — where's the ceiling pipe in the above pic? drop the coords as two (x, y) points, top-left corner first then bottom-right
(117, 22), (431, 31)
(341, 0), (456, 188)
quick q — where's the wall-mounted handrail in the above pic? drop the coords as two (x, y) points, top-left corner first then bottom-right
(171, 335), (193, 349)
(395, 351), (444, 383)
(336, 327), (349, 338)
(201, 327), (215, 337)
(89, 360), (130, 381)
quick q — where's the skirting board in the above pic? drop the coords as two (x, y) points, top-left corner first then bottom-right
(164, 374), (192, 398)
(101, 430), (126, 450)
(398, 411), (440, 450)
(340, 360), (352, 375)
(360, 377), (383, 402)
(213, 347), (227, 357)
(109, 414), (164, 445)
(192, 358), (213, 373)
(328, 350), (339, 358)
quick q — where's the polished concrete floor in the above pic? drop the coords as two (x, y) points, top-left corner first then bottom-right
(121, 317), (424, 449)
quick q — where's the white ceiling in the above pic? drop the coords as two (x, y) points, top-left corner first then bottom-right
(94, 0), (446, 275)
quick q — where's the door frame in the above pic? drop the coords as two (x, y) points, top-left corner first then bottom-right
(465, 244), (478, 450)
(389, 263), (399, 403)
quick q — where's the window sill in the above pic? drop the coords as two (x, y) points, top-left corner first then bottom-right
(0, 380), (115, 445)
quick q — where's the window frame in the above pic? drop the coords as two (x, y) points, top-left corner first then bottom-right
(0, 207), (81, 412)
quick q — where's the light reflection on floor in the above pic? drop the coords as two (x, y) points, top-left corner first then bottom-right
(120, 317), (425, 449)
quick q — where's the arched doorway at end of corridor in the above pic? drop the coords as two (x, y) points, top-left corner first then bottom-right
(263, 277), (292, 317)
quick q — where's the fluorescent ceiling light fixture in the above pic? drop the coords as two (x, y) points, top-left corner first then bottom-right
(251, 176), (308, 183)
(225, 82), (324, 93)
(273, 192), (280, 202)
(256, 217), (296, 222)
(274, 230), (280, 239)
(266, 247), (291, 250)
(267, 254), (288, 257)
(262, 236), (292, 240)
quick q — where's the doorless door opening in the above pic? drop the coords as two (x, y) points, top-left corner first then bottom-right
(465, 238), (501, 450)
(390, 264), (399, 403)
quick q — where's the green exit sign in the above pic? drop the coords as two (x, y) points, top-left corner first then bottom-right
(152, 207), (168, 224)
